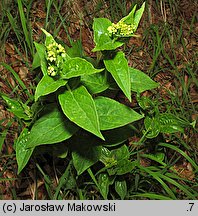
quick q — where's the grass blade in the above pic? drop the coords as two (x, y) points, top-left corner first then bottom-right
(131, 193), (172, 200)
(138, 165), (176, 199)
(159, 143), (198, 172)
(0, 62), (32, 99)
(17, 0), (33, 56)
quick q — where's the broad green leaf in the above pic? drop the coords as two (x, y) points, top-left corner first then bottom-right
(65, 40), (83, 58)
(16, 128), (34, 174)
(59, 86), (104, 140)
(120, 4), (137, 24)
(68, 131), (102, 175)
(1, 95), (31, 120)
(61, 57), (104, 79)
(116, 160), (135, 175)
(26, 104), (78, 148)
(100, 145), (135, 176)
(104, 51), (131, 101)
(133, 2), (145, 31)
(159, 113), (187, 133)
(98, 173), (114, 199)
(100, 145), (129, 167)
(35, 75), (67, 101)
(32, 52), (41, 70)
(92, 18), (124, 52)
(94, 96), (143, 130)
(137, 95), (155, 110)
(72, 144), (101, 175)
(115, 180), (127, 199)
(41, 28), (55, 47)
(34, 42), (47, 75)
(130, 67), (159, 93)
(144, 116), (160, 138)
(112, 145), (130, 161)
(145, 113), (190, 138)
(81, 71), (109, 94)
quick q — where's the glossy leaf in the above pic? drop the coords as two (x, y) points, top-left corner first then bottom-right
(159, 113), (187, 133)
(94, 96), (143, 130)
(1, 95), (31, 120)
(133, 2), (145, 31)
(100, 145), (135, 176)
(120, 4), (137, 25)
(144, 116), (160, 138)
(104, 51), (131, 101)
(65, 40), (83, 58)
(26, 105), (78, 148)
(32, 52), (41, 70)
(116, 159), (135, 175)
(144, 113), (189, 138)
(115, 180), (127, 199)
(16, 128), (34, 174)
(92, 18), (124, 52)
(81, 71), (109, 94)
(72, 144), (101, 176)
(130, 67), (159, 93)
(34, 42), (47, 75)
(59, 86), (104, 140)
(61, 57), (103, 79)
(35, 75), (67, 101)
(98, 173), (114, 199)
(41, 28), (55, 47)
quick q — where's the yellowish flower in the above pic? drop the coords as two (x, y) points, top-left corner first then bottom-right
(107, 20), (135, 37)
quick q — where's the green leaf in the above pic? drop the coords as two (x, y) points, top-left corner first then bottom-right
(141, 153), (165, 165)
(61, 57), (104, 79)
(120, 4), (137, 25)
(16, 128), (34, 174)
(100, 145), (129, 167)
(133, 2), (145, 31)
(145, 113), (190, 138)
(144, 116), (160, 138)
(104, 51), (131, 101)
(65, 40), (83, 58)
(115, 180), (127, 199)
(112, 144), (130, 161)
(1, 95), (31, 120)
(100, 145), (135, 176)
(59, 86), (104, 140)
(34, 42), (47, 75)
(98, 173), (114, 199)
(159, 113), (187, 133)
(41, 28), (55, 47)
(116, 159), (135, 175)
(81, 71), (109, 94)
(32, 52), (41, 70)
(72, 144), (101, 176)
(92, 18), (124, 52)
(94, 96), (143, 130)
(35, 75), (67, 101)
(130, 67), (159, 93)
(26, 104), (78, 148)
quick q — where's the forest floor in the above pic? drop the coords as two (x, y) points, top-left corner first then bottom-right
(0, 0), (198, 199)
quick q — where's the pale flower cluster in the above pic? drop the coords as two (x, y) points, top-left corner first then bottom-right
(107, 21), (135, 37)
(46, 42), (66, 76)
